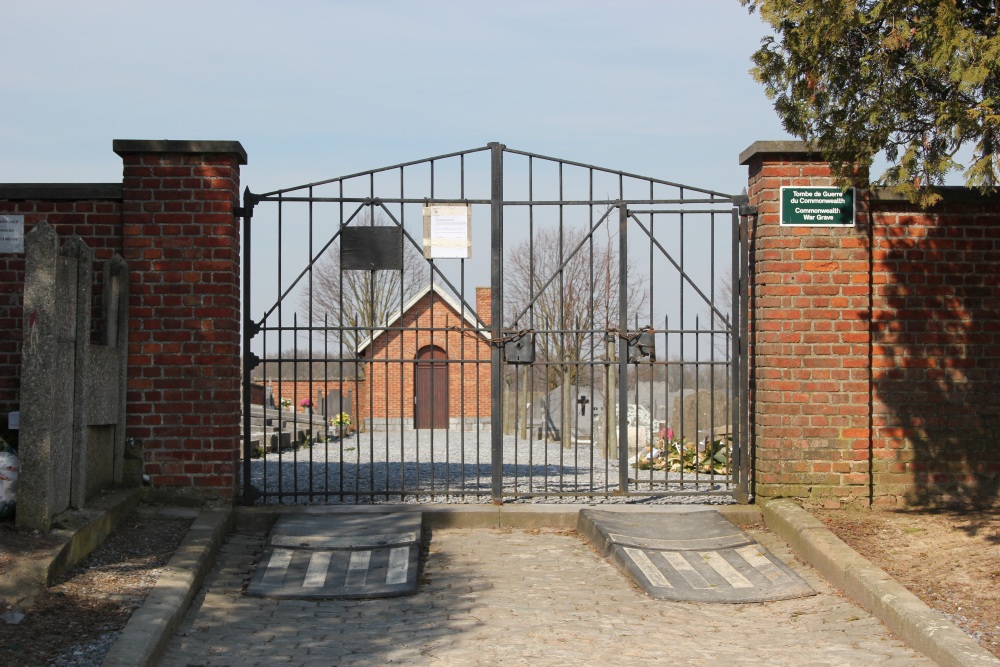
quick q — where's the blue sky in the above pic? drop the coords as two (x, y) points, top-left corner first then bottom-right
(2, 1), (794, 357)
(1, 1), (790, 193)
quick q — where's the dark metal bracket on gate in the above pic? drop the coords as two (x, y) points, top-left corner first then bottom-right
(502, 330), (535, 364)
(245, 351), (261, 373)
(626, 329), (656, 363)
(236, 188), (261, 218)
(732, 193), (757, 217)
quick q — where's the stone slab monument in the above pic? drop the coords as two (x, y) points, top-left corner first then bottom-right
(17, 222), (129, 531)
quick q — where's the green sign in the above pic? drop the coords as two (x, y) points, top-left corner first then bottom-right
(780, 186), (855, 227)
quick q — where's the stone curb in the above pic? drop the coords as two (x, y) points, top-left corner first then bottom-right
(100, 506), (234, 667)
(234, 502), (761, 532)
(762, 498), (1000, 667)
(48, 488), (143, 585)
(0, 488), (141, 610)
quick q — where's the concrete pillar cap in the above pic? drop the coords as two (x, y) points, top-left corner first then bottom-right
(112, 140), (247, 165)
(739, 140), (819, 166)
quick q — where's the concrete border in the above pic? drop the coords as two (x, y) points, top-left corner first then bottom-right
(101, 506), (234, 667)
(763, 498), (1000, 667)
(0, 488), (141, 608)
(48, 488), (142, 584)
(234, 502), (761, 532)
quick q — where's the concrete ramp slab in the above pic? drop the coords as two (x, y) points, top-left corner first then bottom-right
(246, 512), (421, 600)
(579, 509), (815, 604)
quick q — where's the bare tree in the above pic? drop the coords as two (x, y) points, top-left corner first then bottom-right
(502, 221), (649, 444)
(503, 224), (649, 390)
(301, 209), (427, 355)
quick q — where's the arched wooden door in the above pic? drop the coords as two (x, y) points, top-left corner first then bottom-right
(414, 345), (448, 429)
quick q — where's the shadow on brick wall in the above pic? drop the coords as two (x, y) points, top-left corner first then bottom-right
(871, 211), (1000, 508)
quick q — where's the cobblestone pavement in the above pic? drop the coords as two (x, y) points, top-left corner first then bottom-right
(158, 526), (936, 667)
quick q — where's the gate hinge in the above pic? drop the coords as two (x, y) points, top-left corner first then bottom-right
(245, 351), (261, 372)
(241, 484), (263, 505)
(236, 188), (261, 218)
(731, 194), (757, 217)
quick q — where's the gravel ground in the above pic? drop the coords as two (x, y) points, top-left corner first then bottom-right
(817, 507), (1000, 659)
(245, 428), (738, 504)
(0, 506), (194, 667)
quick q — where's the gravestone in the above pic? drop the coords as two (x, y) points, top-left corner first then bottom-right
(17, 222), (129, 531)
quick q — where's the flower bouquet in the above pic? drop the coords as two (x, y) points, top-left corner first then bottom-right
(329, 412), (351, 438)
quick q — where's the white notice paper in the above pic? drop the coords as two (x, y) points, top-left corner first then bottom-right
(423, 204), (470, 259)
(0, 215), (24, 254)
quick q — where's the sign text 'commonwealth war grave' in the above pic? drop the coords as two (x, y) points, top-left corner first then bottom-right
(780, 187), (855, 227)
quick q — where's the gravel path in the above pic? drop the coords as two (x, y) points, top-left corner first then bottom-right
(244, 429), (736, 504)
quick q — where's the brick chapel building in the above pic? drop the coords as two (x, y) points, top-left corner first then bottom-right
(356, 285), (492, 430)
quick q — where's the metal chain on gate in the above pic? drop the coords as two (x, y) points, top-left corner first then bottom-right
(445, 325), (536, 347)
(445, 325), (655, 346)
(605, 325), (654, 341)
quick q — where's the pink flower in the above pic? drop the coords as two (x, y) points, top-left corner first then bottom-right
(299, 399), (313, 408)
(667, 427), (674, 441)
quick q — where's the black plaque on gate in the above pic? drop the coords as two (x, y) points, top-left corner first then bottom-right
(341, 226), (403, 270)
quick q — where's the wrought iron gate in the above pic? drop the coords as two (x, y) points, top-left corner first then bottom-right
(241, 143), (750, 504)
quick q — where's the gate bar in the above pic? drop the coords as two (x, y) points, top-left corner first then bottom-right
(738, 206), (753, 501)
(501, 146), (733, 199)
(251, 196), (731, 207)
(257, 145), (492, 197)
(617, 203), (629, 491)
(240, 188), (257, 505)
(490, 142), (504, 503)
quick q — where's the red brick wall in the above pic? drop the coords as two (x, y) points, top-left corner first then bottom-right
(115, 141), (245, 500)
(359, 289), (491, 425)
(0, 141), (246, 502)
(744, 147), (873, 506)
(476, 287), (491, 327)
(269, 380), (320, 412)
(267, 379), (364, 423)
(869, 194), (1000, 507)
(743, 142), (1000, 508)
(0, 186), (125, 416)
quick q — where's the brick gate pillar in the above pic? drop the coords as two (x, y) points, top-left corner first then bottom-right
(740, 142), (873, 507)
(114, 140), (247, 501)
